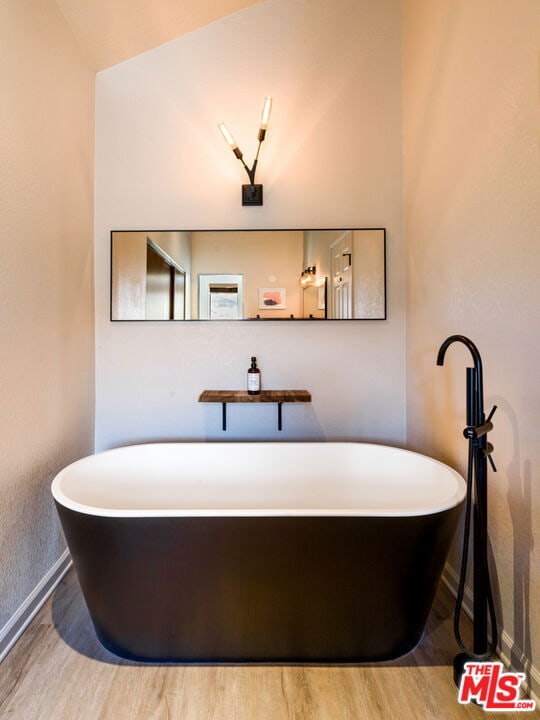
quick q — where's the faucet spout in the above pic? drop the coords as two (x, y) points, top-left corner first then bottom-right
(436, 334), (482, 374)
(437, 334), (484, 424)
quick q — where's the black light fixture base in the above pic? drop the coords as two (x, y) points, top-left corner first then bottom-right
(242, 184), (263, 206)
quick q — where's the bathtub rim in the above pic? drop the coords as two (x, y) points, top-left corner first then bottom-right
(51, 442), (466, 519)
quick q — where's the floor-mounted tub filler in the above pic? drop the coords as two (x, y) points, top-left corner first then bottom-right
(51, 442), (466, 663)
(437, 334), (499, 687)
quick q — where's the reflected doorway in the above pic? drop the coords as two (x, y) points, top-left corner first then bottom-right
(146, 242), (186, 320)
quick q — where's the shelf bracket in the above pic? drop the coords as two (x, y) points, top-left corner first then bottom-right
(221, 401), (283, 431)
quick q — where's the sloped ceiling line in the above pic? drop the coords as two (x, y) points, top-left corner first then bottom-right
(54, 0), (264, 71)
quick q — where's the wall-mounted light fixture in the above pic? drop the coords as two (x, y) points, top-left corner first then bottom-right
(218, 96), (272, 206)
(299, 266), (316, 287)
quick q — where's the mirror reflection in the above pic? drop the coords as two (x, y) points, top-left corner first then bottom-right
(111, 229), (386, 321)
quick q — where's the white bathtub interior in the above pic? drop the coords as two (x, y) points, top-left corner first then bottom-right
(51, 443), (466, 518)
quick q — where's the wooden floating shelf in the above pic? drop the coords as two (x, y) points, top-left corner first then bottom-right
(199, 390), (311, 404)
(198, 390), (312, 431)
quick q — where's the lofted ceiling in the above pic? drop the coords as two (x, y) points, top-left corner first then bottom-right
(55, 0), (264, 71)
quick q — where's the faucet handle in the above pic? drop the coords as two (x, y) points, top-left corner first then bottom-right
(487, 451), (497, 473)
(482, 440), (497, 472)
(485, 405), (497, 472)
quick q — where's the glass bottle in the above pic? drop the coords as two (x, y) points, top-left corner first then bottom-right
(247, 356), (261, 395)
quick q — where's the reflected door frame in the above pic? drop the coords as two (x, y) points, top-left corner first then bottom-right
(146, 240), (186, 320)
(331, 231), (353, 319)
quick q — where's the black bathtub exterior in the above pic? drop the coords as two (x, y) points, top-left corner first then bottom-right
(55, 503), (462, 663)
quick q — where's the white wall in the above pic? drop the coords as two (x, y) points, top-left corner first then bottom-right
(94, 0), (405, 448)
(0, 0), (95, 628)
(404, 0), (540, 696)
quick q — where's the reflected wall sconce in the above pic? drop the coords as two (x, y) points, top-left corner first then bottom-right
(218, 96), (272, 206)
(299, 266), (316, 287)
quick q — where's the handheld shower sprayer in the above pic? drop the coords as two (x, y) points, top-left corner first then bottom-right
(437, 335), (498, 687)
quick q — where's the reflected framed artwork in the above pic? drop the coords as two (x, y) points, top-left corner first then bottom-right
(258, 288), (286, 310)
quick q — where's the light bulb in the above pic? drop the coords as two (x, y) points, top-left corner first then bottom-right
(218, 121), (237, 149)
(218, 121), (243, 160)
(258, 96), (272, 142)
(260, 96), (272, 130)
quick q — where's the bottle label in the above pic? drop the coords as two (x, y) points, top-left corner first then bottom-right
(248, 374), (260, 392)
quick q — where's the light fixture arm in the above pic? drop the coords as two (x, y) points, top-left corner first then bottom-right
(218, 96), (272, 206)
(242, 154), (258, 186)
(227, 133), (264, 186)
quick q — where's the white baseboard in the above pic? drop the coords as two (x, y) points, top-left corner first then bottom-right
(0, 550), (72, 663)
(442, 563), (539, 704)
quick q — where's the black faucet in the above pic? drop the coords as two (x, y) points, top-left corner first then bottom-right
(437, 334), (484, 426)
(437, 334), (496, 464)
(437, 334), (498, 683)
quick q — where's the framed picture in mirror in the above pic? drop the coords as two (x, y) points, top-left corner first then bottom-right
(258, 288), (286, 310)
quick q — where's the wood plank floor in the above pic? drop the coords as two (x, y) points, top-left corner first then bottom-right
(0, 569), (537, 719)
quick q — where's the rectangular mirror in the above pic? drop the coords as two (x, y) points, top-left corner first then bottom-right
(110, 229), (386, 321)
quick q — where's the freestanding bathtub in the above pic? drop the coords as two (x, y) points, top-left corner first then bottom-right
(51, 442), (465, 663)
